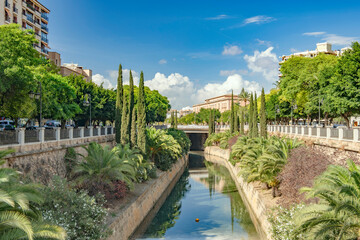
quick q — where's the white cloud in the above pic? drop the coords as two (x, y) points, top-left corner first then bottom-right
(302, 32), (357, 46)
(159, 59), (167, 64)
(243, 15), (276, 25)
(303, 32), (326, 36)
(222, 45), (243, 56)
(256, 39), (272, 47)
(290, 48), (299, 53)
(196, 74), (261, 103)
(108, 69), (140, 85)
(181, 106), (193, 111)
(205, 14), (232, 20)
(92, 74), (114, 89)
(244, 47), (279, 82)
(219, 69), (248, 76)
(144, 72), (261, 110)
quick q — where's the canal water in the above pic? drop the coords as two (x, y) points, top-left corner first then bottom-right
(136, 151), (259, 240)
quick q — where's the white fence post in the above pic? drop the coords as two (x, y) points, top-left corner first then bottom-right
(317, 127), (321, 137)
(55, 127), (61, 141)
(301, 126), (305, 136)
(68, 127), (73, 139)
(339, 128), (344, 140)
(111, 127), (114, 135)
(79, 127), (84, 138)
(353, 128), (359, 142)
(17, 128), (25, 145)
(326, 127), (331, 139)
(308, 127), (312, 137)
(89, 126), (93, 137)
(38, 127), (45, 143)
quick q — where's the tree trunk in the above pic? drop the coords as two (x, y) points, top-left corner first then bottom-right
(272, 187), (276, 198)
(342, 114), (350, 128)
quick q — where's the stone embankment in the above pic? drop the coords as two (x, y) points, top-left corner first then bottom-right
(107, 155), (188, 240)
(205, 146), (274, 240)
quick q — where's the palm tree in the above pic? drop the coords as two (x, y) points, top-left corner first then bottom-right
(239, 88), (250, 107)
(0, 150), (66, 240)
(294, 160), (360, 239)
(73, 142), (136, 192)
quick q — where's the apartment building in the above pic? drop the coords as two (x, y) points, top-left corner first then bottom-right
(0, 0), (50, 56)
(193, 94), (247, 113)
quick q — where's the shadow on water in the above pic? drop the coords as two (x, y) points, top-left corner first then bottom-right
(136, 151), (259, 240)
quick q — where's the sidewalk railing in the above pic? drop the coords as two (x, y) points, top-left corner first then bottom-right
(0, 126), (115, 146)
(267, 125), (360, 143)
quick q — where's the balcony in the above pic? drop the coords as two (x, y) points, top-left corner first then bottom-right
(41, 36), (48, 44)
(26, 3), (35, 12)
(41, 24), (48, 32)
(27, 16), (34, 23)
(5, 17), (10, 23)
(13, 6), (18, 14)
(5, 1), (10, 9)
(26, 25), (33, 30)
(13, 18), (18, 24)
(41, 12), (48, 21)
(41, 48), (48, 54)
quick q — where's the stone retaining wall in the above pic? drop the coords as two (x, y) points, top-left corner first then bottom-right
(205, 146), (273, 240)
(107, 155), (188, 240)
(1, 135), (115, 184)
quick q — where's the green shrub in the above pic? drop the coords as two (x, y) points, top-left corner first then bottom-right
(39, 177), (110, 240)
(204, 131), (238, 149)
(64, 147), (77, 178)
(268, 204), (305, 240)
(146, 128), (182, 171)
(166, 128), (191, 156)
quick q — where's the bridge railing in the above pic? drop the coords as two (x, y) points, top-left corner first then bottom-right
(267, 125), (360, 143)
(0, 126), (115, 147)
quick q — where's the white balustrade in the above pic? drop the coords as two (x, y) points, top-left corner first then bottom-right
(68, 127), (74, 139)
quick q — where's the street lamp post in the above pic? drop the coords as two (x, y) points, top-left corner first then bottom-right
(319, 96), (323, 126)
(29, 81), (42, 127)
(83, 94), (91, 127)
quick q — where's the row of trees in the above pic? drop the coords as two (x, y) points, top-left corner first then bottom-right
(0, 24), (170, 127)
(266, 42), (360, 127)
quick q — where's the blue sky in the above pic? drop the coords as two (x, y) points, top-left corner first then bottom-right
(42, 0), (360, 109)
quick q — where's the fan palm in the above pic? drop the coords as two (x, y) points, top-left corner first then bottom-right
(239, 88), (250, 106)
(74, 142), (136, 190)
(294, 160), (360, 239)
(0, 149), (66, 240)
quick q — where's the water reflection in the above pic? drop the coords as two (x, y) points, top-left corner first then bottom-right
(138, 152), (259, 240)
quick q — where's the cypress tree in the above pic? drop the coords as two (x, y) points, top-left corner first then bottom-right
(130, 107), (137, 147)
(120, 94), (129, 145)
(249, 93), (254, 138)
(127, 70), (134, 141)
(212, 111), (216, 134)
(230, 90), (235, 133)
(115, 64), (123, 143)
(253, 92), (258, 137)
(240, 108), (245, 135)
(137, 71), (147, 154)
(234, 110), (239, 132)
(260, 88), (267, 138)
(175, 110), (178, 129)
(170, 111), (175, 128)
(208, 110), (213, 135)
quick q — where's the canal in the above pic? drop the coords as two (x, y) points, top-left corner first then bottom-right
(134, 151), (259, 240)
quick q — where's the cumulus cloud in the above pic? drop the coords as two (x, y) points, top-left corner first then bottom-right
(222, 45), (243, 56)
(244, 47), (279, 82)
(302, 32), (357, 46)
(144, 72), (261, 110)
(108, 69), (140, 85)
(290, 48), (299, 53)
(219, 69), (248, 76)
(243, 15), (276, 25)
(181, 106), (193, 111)
(196, 74), (261, 103)
(92, 74), (114, 89)
(159, 59), (167, 64)
(256, 39), (272, 47)
(205, 14), (232, 20)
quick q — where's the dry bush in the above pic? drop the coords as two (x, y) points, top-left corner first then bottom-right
(228, 135), (239, 150)
(277, 146), (330, 207)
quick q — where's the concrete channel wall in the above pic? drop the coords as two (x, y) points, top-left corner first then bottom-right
(107, 155), (189, 240)
(205, 146), (273, 240)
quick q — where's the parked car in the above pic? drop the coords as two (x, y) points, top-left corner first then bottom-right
(26, 126), (38, 130)
(0, 124), (15, 131)
(44, 120), (61, 129)
(0, 120), (14, 126)
(333, 124), (346, 128)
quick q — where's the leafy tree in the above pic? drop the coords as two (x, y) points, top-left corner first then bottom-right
(137, 71), (147, 154)
(130, 108), (137, 148)
(0, 24), (41, 121)
(208, 110), (213, 134)
(230, 90), (235, 133)
(260, 88), (267, 137)
(121, 93), (129, 145)
(327, 42), (360, 127)
(174, 110), (178, 129)
(0, 150), (66, 240)
(295, 160), (360, 239)
(115, 64), (123, 143)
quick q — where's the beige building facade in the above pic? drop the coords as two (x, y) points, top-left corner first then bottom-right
(0, 0), (50, 56)
(60, 63), (92, 82)
(193, 94), (247, 113)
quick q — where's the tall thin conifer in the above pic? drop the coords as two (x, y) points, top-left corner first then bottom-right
(127, 70), (134, 141)
(230, 90), (235, 133)
(115, 64), (123, 143)
(130, 108), (137, 147)
(253, 92), (258, 137)
(249, 93), (254, 138)
(120, 94), (129, 145)
(260, 88), (267, 138)
(137, 71), (147, 154)
(240, 108), (245, 135)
